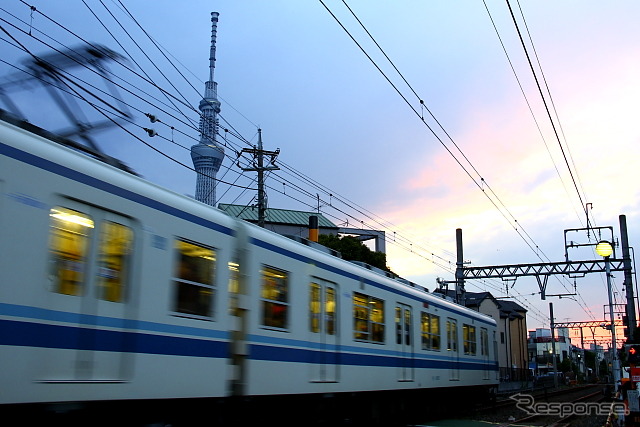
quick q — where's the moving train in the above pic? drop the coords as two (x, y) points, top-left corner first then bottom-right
(0, 112), (498, 424)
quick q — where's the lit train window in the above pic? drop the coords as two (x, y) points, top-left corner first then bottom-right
(228, 261), (240, 315)
(353, 292), (385, 343)
(48, 207), (94, 295)
(463, 324), (477, 355)
(310, 282), (337, 335)
(480, 328), (489, 356)
(173, 239), (216, 318)
(310, 283), (321, 333)
(325, 287), (336, 335)
(421, 312), (440, 351)
(261, 266), (288, 329)
(97, 221), (133, 302)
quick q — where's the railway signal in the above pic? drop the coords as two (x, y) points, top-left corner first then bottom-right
(627, 344), (640, 365)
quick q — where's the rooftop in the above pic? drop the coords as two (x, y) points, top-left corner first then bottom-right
(218, 203), (338, 228)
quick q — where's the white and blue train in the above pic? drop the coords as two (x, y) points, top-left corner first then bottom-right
(0, 113), (498, 424)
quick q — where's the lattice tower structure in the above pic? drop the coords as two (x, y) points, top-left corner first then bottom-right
(191, 12), (224, 206)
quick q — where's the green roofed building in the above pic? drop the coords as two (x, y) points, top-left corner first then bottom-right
(218, 203), (386, 253)
(218, 203), (339, 238)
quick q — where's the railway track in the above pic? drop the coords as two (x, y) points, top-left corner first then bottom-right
(501, 389), (609, 426)
(417, 384), (614, 426)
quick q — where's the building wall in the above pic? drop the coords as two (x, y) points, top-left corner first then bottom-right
(476, 299), (505, 368)
(509, 313), (528, 371)
(528, 328), (572, 374)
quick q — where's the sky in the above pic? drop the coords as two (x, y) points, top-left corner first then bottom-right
(2, 0), (640, 341)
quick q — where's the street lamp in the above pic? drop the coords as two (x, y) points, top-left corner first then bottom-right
(596, 240), (621, 391)
(596, 240), (614, 258)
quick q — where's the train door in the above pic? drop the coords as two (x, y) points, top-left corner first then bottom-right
(309, 278), (338, 382)
(493, 331), (499, 380)
(447, 318), (460, 381)
(42, 202), (135, 381)
(395, 303), (414, 381)
(481, 327), (490, 380)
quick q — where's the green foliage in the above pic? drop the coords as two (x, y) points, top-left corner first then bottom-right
(318, 234), (390, 272)
(559, 357), (572, 373)
(584, 350), (596, 369)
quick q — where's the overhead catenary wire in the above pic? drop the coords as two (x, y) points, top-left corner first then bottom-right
(504, 0), (587, 221)
(482, 1), (596, 319)
(318, 0), (595, 321)
(513, 0), (591, 225)
(481, 0), (586, 229)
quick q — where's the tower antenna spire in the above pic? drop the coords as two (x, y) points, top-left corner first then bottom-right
(191, 12), (224, 207)
(207, 11), (218, 93)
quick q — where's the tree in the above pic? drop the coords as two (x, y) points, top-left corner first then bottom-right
(559, 357), (572, 373)
(318, 234), (390, 272)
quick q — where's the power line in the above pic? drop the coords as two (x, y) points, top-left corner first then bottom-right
(504, 0), (587, 220)
(318, 0), (595, 320)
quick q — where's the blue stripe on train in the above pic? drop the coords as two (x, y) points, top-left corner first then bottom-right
(250, 343), (497, 370)
(0, 318), (228, 358)
(0, 318), (497, 371)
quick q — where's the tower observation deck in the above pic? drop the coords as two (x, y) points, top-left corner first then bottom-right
(191, 12), (224, 206)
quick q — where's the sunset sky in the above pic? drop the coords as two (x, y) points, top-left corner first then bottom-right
(2, 1), (640, 334)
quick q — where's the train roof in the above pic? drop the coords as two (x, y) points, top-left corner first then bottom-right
(0, 109), (137, 175)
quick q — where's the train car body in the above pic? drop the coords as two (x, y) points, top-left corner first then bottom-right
(0, 114), (498, 422)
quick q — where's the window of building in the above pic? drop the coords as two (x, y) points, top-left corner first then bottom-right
(501, 331), (505, 344)
(96, 221), (133, 302)
(463, 324), (477, 355)
(480, 327), (489, 356)
(173, 239), (216, 318)
(48, 207), (94, 295)
(353, 292), (384, 343)
(261, 266), (288, 329)
(421, 312), (441, 350)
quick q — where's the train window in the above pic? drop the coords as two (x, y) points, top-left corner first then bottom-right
(446, 319), (458, 352)
(310, 282), (336, 335)
(173, 239), (216, 318)
(326, 286), (336, 335)
(421, 312), (440, 351)
(96, 221), (133, 302)
(310, 283), (321, 333)
(395, 307), (411, 345)
(480, 328), (489, 356)
(463, 324), (477, 355)
(353, 292), (385, 343)
(261, 266), (288, 329)
(48, 207), (94, 295)
(228, 261), (240, 314)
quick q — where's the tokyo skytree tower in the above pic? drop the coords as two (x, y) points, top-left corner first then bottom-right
(191, 12), (224, 206)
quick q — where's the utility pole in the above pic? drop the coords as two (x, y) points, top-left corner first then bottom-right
(549, 302), (559, 388)
(455, 228), (466, 306)
(238, 129), (279, 228)
(620, 215), (637, 340)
